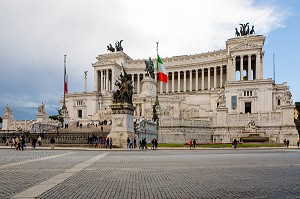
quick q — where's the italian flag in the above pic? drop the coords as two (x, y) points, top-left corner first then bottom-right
(157, 55), (168, 83)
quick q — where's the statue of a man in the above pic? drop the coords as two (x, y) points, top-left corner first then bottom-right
(144, 57), (155, 79)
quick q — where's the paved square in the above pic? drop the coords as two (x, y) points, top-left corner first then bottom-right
(0, 148), (300, 199)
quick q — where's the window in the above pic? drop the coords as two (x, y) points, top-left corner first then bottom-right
(78, 110), (82, 118)
(278, 100), (281, 106)
(231, 96), (237, 110)
(245, 102), (251, 113)
(76, 101), (83, 106)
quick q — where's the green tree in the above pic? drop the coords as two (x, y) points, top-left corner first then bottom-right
(49, 109), (64, 125)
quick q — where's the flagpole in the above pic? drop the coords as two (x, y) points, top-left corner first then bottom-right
(156, 42), (159, 98)
(62, 55), (67, 110)
(154, 42), (160, 131)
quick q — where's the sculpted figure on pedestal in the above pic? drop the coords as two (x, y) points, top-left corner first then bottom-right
(113, 65), (133, 104)
(144, 57), (155, 79)
(4, 104), (13, 116)
(107, 44), (115, 52)
(37, 103), (46, 115)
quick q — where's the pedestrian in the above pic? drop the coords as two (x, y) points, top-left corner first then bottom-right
(106, 137), (109, 149)
(143, 138), (147, 149)
(193, 139), (196, 148)
(16, 137), (21, 150)
(127, 137), (130, 148)
(134, 137), (137, 148)
(297, 139), (300, 147)
(151, 138), (155, 150)
(189, 139), (193, 149)
(286, 139), (290, 148)
(38, 136), (42, 146)
(21, 136), (25, 150)
(109, 138), (113, 149)
(32, 136), (37, 149)
(50, 137), (55, 149)
(283, 139), (287, 148)
(232, 139), (238, 149)
(11, 137), (15, 148)
(5, 138), (9, 146)
(154, 138), (158, 149)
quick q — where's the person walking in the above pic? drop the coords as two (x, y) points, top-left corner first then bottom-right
(297, 139), (300, 147)
(193, 139), (196, 148)
(11, 137), (15, 148)
(232, 139), (238, 149)
(283, 139), (287, 148)
(189, 139), (193, 149)
(21, 136), (25, 150)
(38, 136), (42, 146)
(151, 138), (155, 150)
(154, 138), (158, 149)
(32, 136), (37, 149)
(50, 137), (55, 149)
(106, 137), (109, 149)
(109, 138), (113, 149)
(286, 139), (290, 148)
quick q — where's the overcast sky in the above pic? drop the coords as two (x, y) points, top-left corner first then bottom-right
(0, 0), (299, 120)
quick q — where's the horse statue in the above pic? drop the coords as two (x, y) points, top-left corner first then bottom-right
(235, 28), (240, 37)
(239, 23), (249, 36)
(250, 25), (255, 34)
(144, 57), (155, 79)
(107, 44), (115, 52)
(115, 40), (123, 51)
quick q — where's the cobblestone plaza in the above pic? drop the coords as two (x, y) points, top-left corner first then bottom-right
(1, 148), (300, 199)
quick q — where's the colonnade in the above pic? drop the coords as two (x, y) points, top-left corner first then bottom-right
(131, 66), (227, 94)
(94, 65), (230, 95)
(233, 53), (261, 81)
(94, 69), (114, 93)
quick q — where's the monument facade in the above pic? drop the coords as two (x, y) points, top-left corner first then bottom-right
(61, 26), (297, 144)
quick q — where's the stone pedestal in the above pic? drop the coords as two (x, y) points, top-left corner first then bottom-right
(108, 103), (135, 147)
(61, 109), (70, 126)
(215, 107), (228, 127)
(140, 76), (156, 97)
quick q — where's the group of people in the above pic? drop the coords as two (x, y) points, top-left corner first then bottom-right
(283, 139), (290, 148)
(127, 137), (137, 149)
(105, 137), (113, 149)
(189, 139), (197, 149)
(8, 135), (45, 150)
(151, 138), (158, 150)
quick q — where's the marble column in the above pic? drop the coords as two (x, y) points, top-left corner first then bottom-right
(207, 67), (210, 90)
(132, 73), (135, 93)
(213, 67), (217, 88)
(166, 72), (169, 93)
(240, 56), (243, 81)
(248, 55), (251, 80)
(172, 71), (175, 93)
(233, 56), (236, 81)
(112, 69), (115, 91)
(100, 70), (103, 93)
(178, 71), (181, 92)
(189, 70), (192, 91)
(106, 69), (109, 91)
(137, 73), (140, 94)
(201, 69), (204, 90)
(220, 66), (223, 88)
(94, 69), (98, 92)
(256, 53), (261, 80)
(195, 69), (198, 91)
(183, 70), (186, 92)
